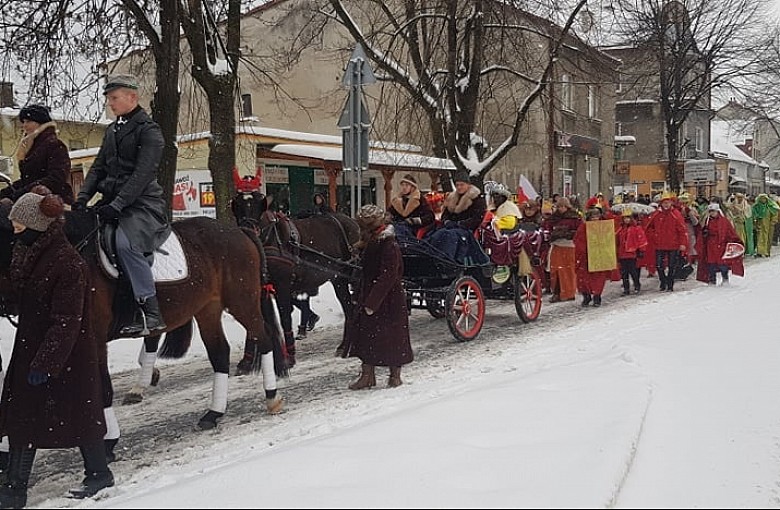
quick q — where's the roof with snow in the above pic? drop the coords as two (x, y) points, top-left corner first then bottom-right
(1, 107), (111, 126)
(711, 120), (757, 165)
(269, 144), (455, 172)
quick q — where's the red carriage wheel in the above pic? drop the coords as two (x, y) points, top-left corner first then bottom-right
(445, 276), (485, 341)
(515, 270), (542, 323)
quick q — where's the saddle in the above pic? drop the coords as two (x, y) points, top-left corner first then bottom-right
(97, 223), (189, 282)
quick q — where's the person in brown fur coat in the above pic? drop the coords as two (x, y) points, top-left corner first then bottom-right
(387, 174), (434, 239)
(0, 105), (74, 205)
(0, 189), (113, 507)
(338, 204), (413, 389)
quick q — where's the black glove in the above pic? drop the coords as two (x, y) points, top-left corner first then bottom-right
(27, 369), (49, 386)
(72, 200), (88, 212)
(701, 227), (709, 238)
(97, 204), (121, 221)
(636, 250), (645, 259)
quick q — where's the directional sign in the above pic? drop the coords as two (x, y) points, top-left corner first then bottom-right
(341, 43), (377, 87)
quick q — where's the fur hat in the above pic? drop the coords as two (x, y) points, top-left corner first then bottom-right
(9, 191), (63, 232)
(453, 171), (471, 184)
(491, 186), (512, 199)
(357, 204), (387, 229)
(400, 174), (418, 188)
(18, 104), (52, 124)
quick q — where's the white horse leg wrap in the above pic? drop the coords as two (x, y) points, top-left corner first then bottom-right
(0, 371), (6, 452)
(211, 372), (229, 414)
(261, 352), (277, 391)
(137, 351), (157, 387)
(103, 406), (120, 440)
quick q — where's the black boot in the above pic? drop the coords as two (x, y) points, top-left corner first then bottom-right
(593, 295), (602, 307)
(621, 282), (630, 296)
(0, 448), (36, 509)
(306, 312), (320, 331)
(284, 331), (296, 368)
(119, 296), (166, 337)
(295, 325), (307, 340)
(69, 443), (114, 499)
(581, 294), (592, 307)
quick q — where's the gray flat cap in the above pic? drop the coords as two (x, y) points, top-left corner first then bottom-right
(103, 74), (139, 94)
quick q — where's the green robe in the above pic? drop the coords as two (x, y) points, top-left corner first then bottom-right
(752, 195), (779, 257)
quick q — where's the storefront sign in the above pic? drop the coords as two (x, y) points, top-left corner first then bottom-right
(172, 170), (217, 219)
(264, 165), (290, 184)
(683, 159), (716, 183)
(555, 131), (601, 157)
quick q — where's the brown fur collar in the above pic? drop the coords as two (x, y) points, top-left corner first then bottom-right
(444, 185), (481, 214)
(15, 121), (57, 161)
(391, 189), (421, 218)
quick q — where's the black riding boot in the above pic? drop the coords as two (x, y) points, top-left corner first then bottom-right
(0, 448), (36, 509)
(69, 442), (114, 499)
(119, 296), (166, 337)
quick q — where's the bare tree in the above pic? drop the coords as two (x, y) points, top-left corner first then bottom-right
(611, 0), (774, 192)
(325, 0), (590, 188)
(179, 0), (241, 222)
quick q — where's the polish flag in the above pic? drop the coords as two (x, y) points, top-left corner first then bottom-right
(516, 174), (539, 204)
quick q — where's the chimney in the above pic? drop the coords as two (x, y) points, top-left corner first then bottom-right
(0, 82), (13, 108)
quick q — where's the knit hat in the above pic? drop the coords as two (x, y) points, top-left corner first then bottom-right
(104, 74), (140, 95)
(18, 104), (52, 124)
(399, 174), (418, 188)
(9, 191), (64, 232)
(357, 204), (387, 230)
(707, 203), (721, 213)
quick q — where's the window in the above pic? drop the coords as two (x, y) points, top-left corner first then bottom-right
(69, 139), (85, 150)
(588, 85), (600, 119)
(616, 122), (623, 136)
(561, 74), (573, 112)
(651, 181), (666, 192)
(694, 127), (703, 152)
(241, 93), (253, 118)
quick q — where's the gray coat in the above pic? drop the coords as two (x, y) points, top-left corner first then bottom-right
(78, 108), (170, 253)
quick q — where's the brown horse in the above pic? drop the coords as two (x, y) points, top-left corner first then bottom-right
(233, 202), (360, 372)
(0, 207), (284, 439)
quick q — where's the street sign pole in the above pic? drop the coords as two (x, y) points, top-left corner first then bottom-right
(338, 43), (376, 218)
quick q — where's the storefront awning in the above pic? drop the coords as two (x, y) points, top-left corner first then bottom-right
(268, 144), (456, 172)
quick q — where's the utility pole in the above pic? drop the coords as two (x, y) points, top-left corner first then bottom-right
(338, 43), (376, 217)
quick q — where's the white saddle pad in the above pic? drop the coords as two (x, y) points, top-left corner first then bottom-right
(99, 231), (189, 282)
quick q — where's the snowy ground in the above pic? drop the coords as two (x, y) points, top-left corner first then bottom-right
(3, 256), (779, 508)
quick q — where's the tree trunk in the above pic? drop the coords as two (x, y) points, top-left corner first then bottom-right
(205, 77), (237, 223)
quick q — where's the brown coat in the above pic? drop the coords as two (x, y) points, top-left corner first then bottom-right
(342, 225), (413, 367)
(0, 223), (106, 448)
(8, 124), (74, 204)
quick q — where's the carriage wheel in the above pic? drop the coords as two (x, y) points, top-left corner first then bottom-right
(426, 298), (446, 319)
(515, 270), (542, 323)
(445, 276), (485, 341)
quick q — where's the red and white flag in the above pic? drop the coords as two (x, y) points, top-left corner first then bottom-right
(516, 174), (539, 204)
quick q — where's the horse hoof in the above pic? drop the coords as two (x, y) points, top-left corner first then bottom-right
(122, 391), (144, 405)
(235, 359), (252, 377)
(150, 367), (161, 387)
(266, 396), (283, 415)
(197, 410), (224, 430)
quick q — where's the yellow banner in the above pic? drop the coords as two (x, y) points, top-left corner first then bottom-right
(586, 220), (617, 272)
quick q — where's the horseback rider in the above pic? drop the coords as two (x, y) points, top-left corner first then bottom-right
(73, 74), (171, 336)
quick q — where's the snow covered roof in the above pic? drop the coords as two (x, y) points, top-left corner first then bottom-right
(177, 126), (422, 153)
(0, 107), (111, 125)
(711, 120), (757, 165)
(269, 144), (456, 171)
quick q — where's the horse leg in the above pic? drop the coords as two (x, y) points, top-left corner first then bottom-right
(99, 353), (121, 463)
(123, 335), (162, 405)
(275, 288), (296, 368)
(195, 303), (232, 430)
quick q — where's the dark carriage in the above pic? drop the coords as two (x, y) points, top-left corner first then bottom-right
(398, 227), (544, 341)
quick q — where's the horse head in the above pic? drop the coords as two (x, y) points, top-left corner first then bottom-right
(231, 190), (268, 231)
(256, 210), (293, 247)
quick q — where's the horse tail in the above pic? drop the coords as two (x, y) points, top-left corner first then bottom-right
(240, 226), (289, 378)
(158, 320), (194, 359)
